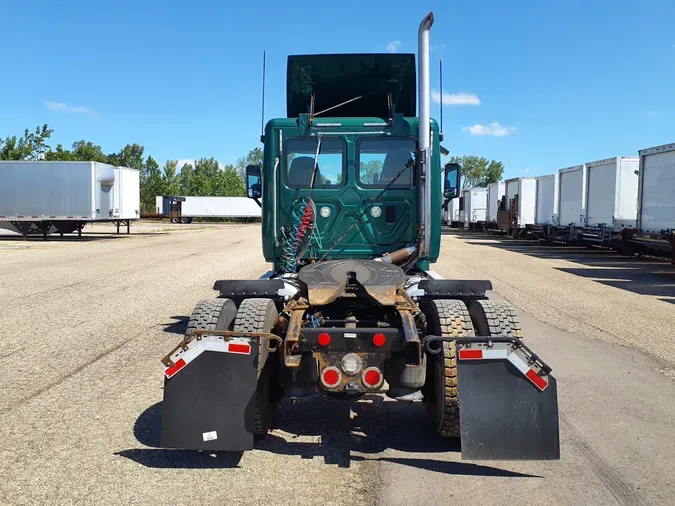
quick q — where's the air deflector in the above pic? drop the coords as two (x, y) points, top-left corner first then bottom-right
(286, 54), (416, 118)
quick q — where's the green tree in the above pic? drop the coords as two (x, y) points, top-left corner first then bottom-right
(0, 124), (53, 160)
(178, 163), (195, 195)
(71, 140), (107, 162)
(192, 157), (221, 195)
(162, 160), (181, 195)
(360, 160), (384, 184)
(236, 147), (264, 180)
(44, 144), (74, 161)
(107, 143), (145, 170)
(449, 155), (505, 188)
(141, 156), (165, 212)
(486, 160), (505, 184)
(219, 164), (246, 196)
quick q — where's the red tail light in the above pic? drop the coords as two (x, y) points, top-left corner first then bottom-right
(318, 332), (331, 346)
(372, 333), (386, 347)
(362, 367), (383, 388)
(321, 367), (341, 388)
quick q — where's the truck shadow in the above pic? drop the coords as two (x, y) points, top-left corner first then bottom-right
(449, 231), (674, 300)
(118, 398), (538, 477)
(160, 316), (189, 335)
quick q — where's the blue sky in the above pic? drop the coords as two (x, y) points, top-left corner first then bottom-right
(1, 0), (673, 179)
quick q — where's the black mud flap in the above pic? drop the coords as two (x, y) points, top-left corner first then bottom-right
(457, 357), (560, 460)
(160, 340), (260, 451)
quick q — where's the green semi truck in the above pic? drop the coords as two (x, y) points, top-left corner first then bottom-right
(159, 12), (560, 460)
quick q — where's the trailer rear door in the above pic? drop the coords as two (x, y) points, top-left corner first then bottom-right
(586, 160), (616, 227)
(639, 145), (675, 234)
(559, 166), (585, 227)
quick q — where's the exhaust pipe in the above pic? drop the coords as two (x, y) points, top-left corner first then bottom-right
(418, 12), (434, 152)
(417, 12), (434, 256)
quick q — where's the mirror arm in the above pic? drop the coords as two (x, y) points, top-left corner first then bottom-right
(252, 197), (262, 208)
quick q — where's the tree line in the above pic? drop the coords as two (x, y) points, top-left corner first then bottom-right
(0, 124), (262, 213)
(1, 124), (506, 211)
(448, 155), (505, 189)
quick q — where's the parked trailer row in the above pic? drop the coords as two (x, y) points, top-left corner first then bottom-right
(0, 161), (140, 239)
(151, 195), (262, 223)
(449, 142), (674, 263)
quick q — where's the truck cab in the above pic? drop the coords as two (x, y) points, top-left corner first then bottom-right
(245, 53), (453, 273)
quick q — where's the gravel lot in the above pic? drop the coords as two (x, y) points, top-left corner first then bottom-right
(438, 229), (675, 369)
(1, 222), (673, 506)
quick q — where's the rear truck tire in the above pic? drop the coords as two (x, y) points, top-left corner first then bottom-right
(468, 299), (523, 339)
(233, 298), (280, 435)
(423, 299), (474, 438)
(186, 298), (237, 335)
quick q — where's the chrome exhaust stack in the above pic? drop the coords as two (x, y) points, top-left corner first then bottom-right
(417, 12), (434, 256)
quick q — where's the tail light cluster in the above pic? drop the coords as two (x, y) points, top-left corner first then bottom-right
(320, 366), (342, 388)
(320, 365), (383, 390)
(362, 367), (383, 388)
(316, 330), (386, 391)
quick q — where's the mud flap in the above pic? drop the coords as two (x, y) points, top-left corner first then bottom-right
(457, 342), (560, 460)
(160, 339), (260, 451)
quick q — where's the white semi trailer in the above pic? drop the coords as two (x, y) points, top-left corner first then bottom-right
(487, 181), (505, 229)
(0, 161), (139, 238)
(558, 164), (587, 228)
(442, 197), (460, 227)
(535, 174), (559, 226)
(154, 195), (262, 223)
(621, 143), (675, 263)
(463, 187), (488, 231)
(578, 156), (639, 247)
(504, 177), (537, 237)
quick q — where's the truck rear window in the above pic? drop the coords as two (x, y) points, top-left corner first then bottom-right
(284, 138), (346, 189)
(356, 137), (416, 188)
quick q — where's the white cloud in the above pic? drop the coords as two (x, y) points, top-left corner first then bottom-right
(44, 100), (97, 115)
(523, 168), (531, 173)
(176, 159), (195, 170)
(461, 122), (516, 136)
(431, 90), (480, 105)
(431, 43), (448, 51)
(386, 40), (401, 53)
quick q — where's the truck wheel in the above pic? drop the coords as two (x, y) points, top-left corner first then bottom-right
(186, 298), (237, 335)
(423, 299), (474, 438)
(468, 300), (523, 338)
(233, 298), (280, 435)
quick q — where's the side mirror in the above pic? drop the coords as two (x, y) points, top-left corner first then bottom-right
(444, 162), (461, 199)
(246, 164), (261, 199)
